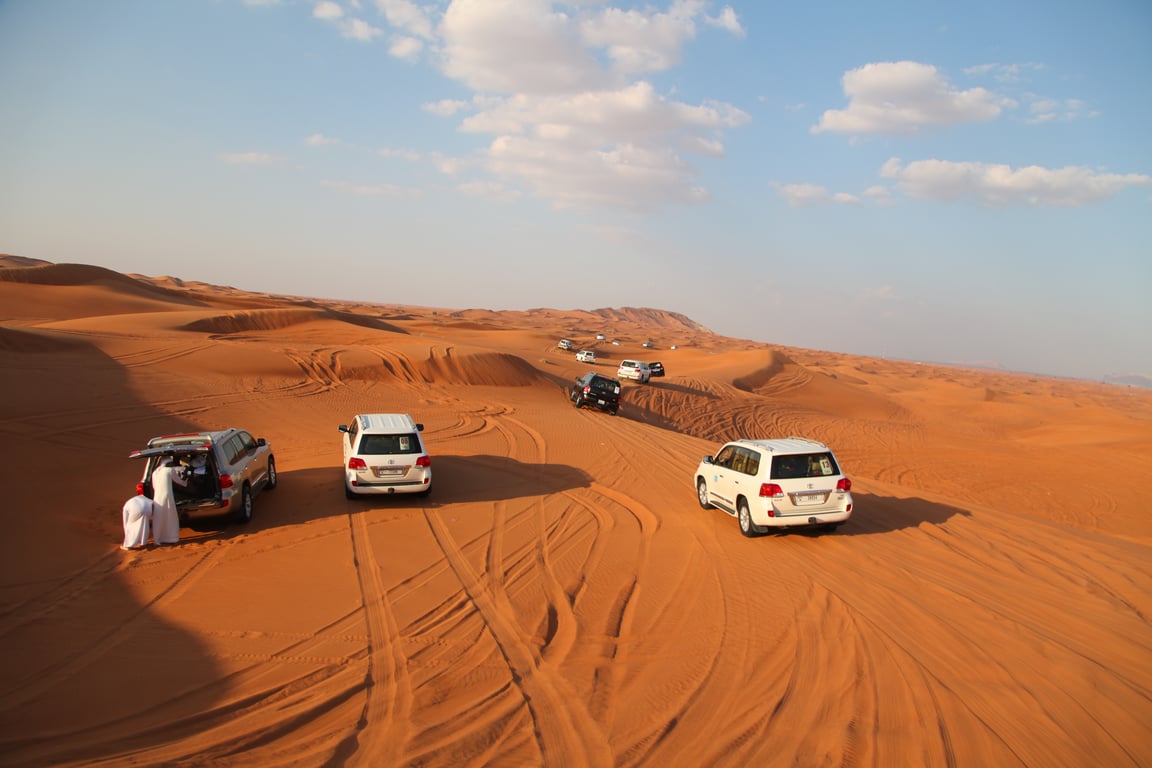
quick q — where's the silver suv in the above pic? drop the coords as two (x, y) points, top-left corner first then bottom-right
(339, 413), (431, 498)
(130, 429), (277, 524)
(694, 437), (852, 536)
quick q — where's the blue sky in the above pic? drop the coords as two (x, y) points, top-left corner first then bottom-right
(1, 0), (1149, 381)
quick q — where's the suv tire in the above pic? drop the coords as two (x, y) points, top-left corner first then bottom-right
(233, 484), (253, 524)
(696, 479), (712, 509)
(266, 457), (278, 490)
(738, 500), (758, 538)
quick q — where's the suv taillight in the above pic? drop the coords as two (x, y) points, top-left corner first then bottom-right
(136, 482), (145, 495)
(348, 458), (367, 470)
(415, 455), (431, 468)
(759, 483), (784, 498)
(837, 477), (852, 492)
(220, 473), (233, 489)
(582, 385), (592, 395)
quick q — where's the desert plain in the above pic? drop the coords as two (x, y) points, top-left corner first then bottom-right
(0, 256), (1149, 768)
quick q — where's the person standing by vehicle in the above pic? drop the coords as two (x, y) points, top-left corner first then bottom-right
(121, 490), (158, 550)
(151, 454), (187, 545)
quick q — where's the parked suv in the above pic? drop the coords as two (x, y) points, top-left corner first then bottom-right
(694, 437), (853, 536)
(617, 359), (651, 383)
(339, 413), (431, 498)
(570, 372), (621, 415)
(129, 429), (276, 524)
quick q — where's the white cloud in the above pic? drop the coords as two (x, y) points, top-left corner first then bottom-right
(389, 35), (424, 61)
(219, 152), (280, 165)
(775, 183), (860, 207)
(378, 146), (421, 161)
(440, 0), (607, 94)
(313, 2), (383, 41)
(295, 0), (751, 212)
(1024, 94), (1096, 124)
(458, 181), (522, 202)
(374, 0), (435, 40)
(306, 133), (341, 146)
(814, 61), (1012, 136)
(313, 1), (343, 20)
(705, 6), (744, 36)
(422, 98), (472, 117)
(320, 179), (417, 197)
(880, 158), (1152, 206)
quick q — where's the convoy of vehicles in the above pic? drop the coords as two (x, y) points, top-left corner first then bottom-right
(126, 341), (855, 539)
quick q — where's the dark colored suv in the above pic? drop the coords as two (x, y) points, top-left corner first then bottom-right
(570, 372), (622, 415)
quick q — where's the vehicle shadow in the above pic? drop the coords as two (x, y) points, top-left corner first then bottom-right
(190, 456), (594, 532)
(751, 491), (970, 537)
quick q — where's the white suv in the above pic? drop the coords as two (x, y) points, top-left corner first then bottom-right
(339, 413), (431, 498)
(694, 437), (853, 536)
(617, 359), (651, 382)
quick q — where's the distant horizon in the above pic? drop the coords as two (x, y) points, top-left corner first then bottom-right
(6, 250), (1148, 388)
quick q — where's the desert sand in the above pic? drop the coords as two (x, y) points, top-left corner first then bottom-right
(0, 257), (1149, 767)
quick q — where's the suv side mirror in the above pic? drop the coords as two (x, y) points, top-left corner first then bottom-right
(257, 438), (267, 446)
(702, 455), (714, 465)
(416, 423), (425, 431)
(338, 425), (349, 433)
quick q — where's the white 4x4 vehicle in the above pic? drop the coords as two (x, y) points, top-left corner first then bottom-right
(339, 413), (431, 498)
(694, 437), (853, 536)
(130, 429), (276, 524)
(617, 359), (651, 382)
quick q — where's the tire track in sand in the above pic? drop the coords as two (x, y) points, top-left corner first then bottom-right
(339, 505), (414, 766)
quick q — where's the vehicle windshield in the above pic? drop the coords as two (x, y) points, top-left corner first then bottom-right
(771, 452), (840, 479)
(358, 434), (422, 455)
(588, 377), (618, 394)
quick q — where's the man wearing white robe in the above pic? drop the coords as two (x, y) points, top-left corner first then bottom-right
(122, 492), (157, 550)
(151, 456), (187, 545)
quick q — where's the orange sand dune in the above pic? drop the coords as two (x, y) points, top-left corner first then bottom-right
(1, 260), (1150, 767)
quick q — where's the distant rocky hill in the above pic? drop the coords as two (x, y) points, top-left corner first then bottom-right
(1103, 373), (1152, 389)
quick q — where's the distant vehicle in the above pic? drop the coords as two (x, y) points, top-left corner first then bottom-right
(617, 359), (651, 383)
(129, 428), (276, 524)
(557, 339), (574, 351)
(576, 350), (596, 363)
(611, 339), (621, 346)
(339, 413), (431, 498)
(694, 437), (853, 537)
(670, 345), (678, 350)
(648, 361), (665, 377)
(570, 372), (621, 415)
(596, 333), (607, 341)
(642, 340), (654, 349)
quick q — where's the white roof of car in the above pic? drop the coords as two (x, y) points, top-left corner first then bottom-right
(730, 437), (829, 454)
(357, 413), (419, 433)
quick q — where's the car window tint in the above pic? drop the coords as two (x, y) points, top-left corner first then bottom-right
(239, 432), (257, 452)
(744, 450), (761, 476)
(772, 452), (839, 479)
(715, 446), (736, 468)
(358, 434), (421, 455)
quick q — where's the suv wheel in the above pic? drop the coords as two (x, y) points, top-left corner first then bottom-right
(696, 479), (712, 509)
(738, 500), (758, 538)
(266, 457), (278, 490)
(573, 394), (582, 409)
(233, 484), (253, 524)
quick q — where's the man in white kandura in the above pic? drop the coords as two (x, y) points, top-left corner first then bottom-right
(151, 454), (187, 545)
(122, 491), (158, 550)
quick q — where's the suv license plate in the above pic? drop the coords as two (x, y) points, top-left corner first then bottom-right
(796, 494), (822, 504)
(373, 467), (404, 477)
(597, 399), (606, 405)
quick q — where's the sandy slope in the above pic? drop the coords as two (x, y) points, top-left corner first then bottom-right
(1, 260), (1149, 767)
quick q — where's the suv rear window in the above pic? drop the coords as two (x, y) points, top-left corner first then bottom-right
(588, 376), (618, 393)
(358, 434), (422, 455)
(771, 452), (840, 479)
